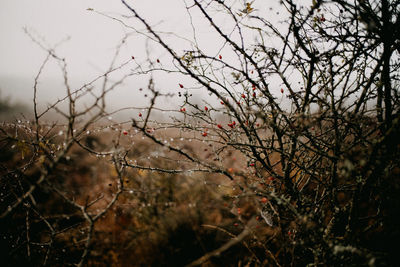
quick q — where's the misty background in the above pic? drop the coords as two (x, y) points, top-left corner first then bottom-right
(0, 0), (285, 120)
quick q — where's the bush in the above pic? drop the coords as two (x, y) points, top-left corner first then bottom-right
(1, 0), (400, 266)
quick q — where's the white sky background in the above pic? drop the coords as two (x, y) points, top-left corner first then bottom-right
(0, 0), (289, 118)
(0, 0), (187, 110)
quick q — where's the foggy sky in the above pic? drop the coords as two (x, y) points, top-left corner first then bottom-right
(0, 0), (286, 116)
(0, 1), (188, 107)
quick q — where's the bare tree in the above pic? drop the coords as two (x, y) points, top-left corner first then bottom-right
(1, 0), (399, 266)
(118, 0), (400, 265)
(0, 33), (133, 266)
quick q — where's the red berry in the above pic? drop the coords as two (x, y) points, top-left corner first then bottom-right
(234, 223), (239, 227)
(157, 59), (160, 63)
(219, 55), (222, 60)
(131, 56), (135, 60)
(261, 197), (268, 203)
(139, 112), (142, 117)
(281, 88), (284, 93)
(123, 130), (128, 136)
(253, 92), (256, 97)
(180, 107), (186, 112)
(237, 208), (241, 214)
(179, 83), (184, 88)
(204, 106), (208, 111)
(241, 93), (246, 99)
(232, 121), (236, 126)
(202, 132), (207, 137)
(220, 101), (224, 105)
(250, 163), (255, 167)
(217, 124), (223, 129)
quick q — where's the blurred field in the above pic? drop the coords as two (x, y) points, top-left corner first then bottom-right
(0, 121), (287, 266)
(1, 109), (399, 266)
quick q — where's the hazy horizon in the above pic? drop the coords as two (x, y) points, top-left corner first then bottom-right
(0, 0), (287, 120)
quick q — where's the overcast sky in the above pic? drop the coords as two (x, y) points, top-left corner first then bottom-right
(0, 1), (187, 107)
(0, 0), (286, 116)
